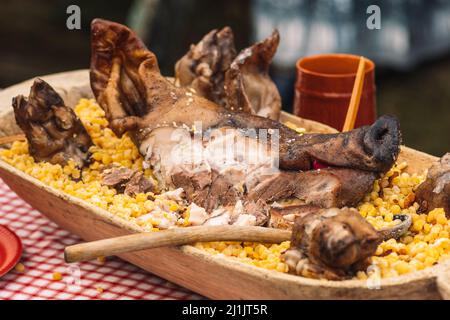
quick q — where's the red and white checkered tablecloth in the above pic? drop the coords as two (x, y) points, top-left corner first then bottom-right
(0, 179), (203, 300)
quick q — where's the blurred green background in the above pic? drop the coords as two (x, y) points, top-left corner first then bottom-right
(0, 0), (448, 156)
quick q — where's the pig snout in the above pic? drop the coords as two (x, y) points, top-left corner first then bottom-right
(363, 115), (401, 172)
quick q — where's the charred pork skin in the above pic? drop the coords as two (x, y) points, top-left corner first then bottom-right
(175, 27), (236, 106)
(416, 153), (450, 216)
(90, 19), (400, 221)
(12, 79), (92, 167)
(282, 207), (381, 280)
(224, 30), (281, 120)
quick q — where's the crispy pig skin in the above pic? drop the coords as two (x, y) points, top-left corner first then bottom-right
(416, 153), (450, 216)
(12, 79), (92, 167)
(224, 30), (281, 120)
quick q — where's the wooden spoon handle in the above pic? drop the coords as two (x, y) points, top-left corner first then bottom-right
(64, 226), (291, 263)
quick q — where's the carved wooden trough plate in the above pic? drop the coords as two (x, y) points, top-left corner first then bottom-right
(0, 70), (448, 299)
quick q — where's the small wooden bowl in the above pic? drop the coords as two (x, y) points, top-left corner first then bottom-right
(0, 70), (448, 299)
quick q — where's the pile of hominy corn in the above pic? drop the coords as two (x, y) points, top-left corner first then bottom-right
(1, 99), (448, 279)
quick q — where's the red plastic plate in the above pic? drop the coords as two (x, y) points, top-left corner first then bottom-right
(0, 225), (23, 277)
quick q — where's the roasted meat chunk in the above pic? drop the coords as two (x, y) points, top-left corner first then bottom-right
(90, 19), (401, 220)
(12, 79), (92, 167)
(416, 153), (450, 216)
(175, 27), (236, 106)
(224, 30), (281, 120)
(102, 166), (155, 197)
(282, 207), (381, 280)
(247, 168), (377, 207)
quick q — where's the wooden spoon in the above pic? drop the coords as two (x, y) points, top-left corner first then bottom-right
(342, 56), (366, 132)
(64, 214), (412, 263)
(64, 226), (291, 263)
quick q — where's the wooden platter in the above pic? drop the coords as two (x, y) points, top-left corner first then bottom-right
(0, 70), (448, 299)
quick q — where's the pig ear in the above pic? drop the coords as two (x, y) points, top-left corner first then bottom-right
(90, 18), (156, 136)
(90, 18), (184, 137)
(224, 29), (281, 120)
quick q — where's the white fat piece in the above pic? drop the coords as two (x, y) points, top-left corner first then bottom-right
(203, 207), (232, 226)
(233, 214), (257, 226)
(187, 203), (209, 226)
(203, 210), (230, 226)
(160, 188), (185, 201)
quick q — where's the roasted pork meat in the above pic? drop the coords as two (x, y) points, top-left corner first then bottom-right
(12, 79), (92, 167)
(89, 19), (401, 225)
(416, 153), (450, 216)
(102, 166), (155, 197)
(282, 207), (381, 280)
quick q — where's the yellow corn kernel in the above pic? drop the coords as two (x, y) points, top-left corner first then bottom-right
(15, 263), (25, 273)
(52, 272), (63, 281)
(135, 193), (147, 202)
(423, 223), (432, 234)
(424, 256), (436, 267)
(439, 230), (449, 239)
(373, 197), (383, 207)
(97, 256), (106, 264)
(390, 205), (401, 214)
(394, 261), (411, 275)
(412, 220), (424, 232)
(436, 213), (447, 225)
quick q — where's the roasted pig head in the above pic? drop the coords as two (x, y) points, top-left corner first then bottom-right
(90, 19), (401, 219)
(224, 30), (281, 120)
(12, 79), (92, 167)
(175, 27), (236, 106)
(416, 153), (450, 216)
(282, 207), (381, 280)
